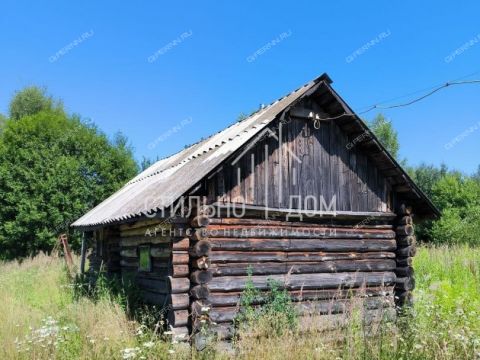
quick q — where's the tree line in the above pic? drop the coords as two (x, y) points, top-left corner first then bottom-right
(369, 115), (480, 245)
(0, 88), (478, 259)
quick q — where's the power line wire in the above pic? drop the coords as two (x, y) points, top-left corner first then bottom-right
(315, 77), (480, 121)
(356, 69), (480, 113)
(358, 79), (480, 114)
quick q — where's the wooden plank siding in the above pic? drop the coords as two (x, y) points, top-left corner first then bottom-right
(207, 116), (392, 213)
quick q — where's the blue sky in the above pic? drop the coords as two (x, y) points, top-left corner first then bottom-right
(1, 0), (479, 174)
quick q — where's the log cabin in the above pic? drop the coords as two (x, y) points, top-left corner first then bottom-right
(71, 73), (439, 344)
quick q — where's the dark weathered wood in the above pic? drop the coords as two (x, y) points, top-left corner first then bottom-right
(190, 285), (210, 300)
(205, 226), (395, 239)
(209, 308), (397, 339)
(210, 259), (396, 277)
(80, 233), (88, 274)
(192, 228), (209, 241)
(119, 219), (167, 232)
(172, 252), (189, 264)
(172, 264), (189, 277)
(396, 225), (414, 236)
(172, 237), (190, 250)
(207, 116), (394, 213)
(120, 223), (172, 238)
(192, 300), (212, 316)
(396, 246), (416, 258)
(190, 270), (213, 285)
(396, 257), (412, 267)
(150, 247), (172, 258)
(134, 278), (169, 294)
(210, 251), (396, 263)
(191, 215), (211, 227)
(167, 310), (189, 327)
(396, 235), (416, 247)
(142, 292), (189, 310)
(119, 236), (171, 247)
(395, 290), (413, 306)
(207, 286), (395, 306)
(168, 276), (190, 294)
(209, 272), (396, 292)
(207, 296), (393, 324)
(395, 266), (414, 277)
(190, 240), (212, 257)
(192, 256), (211, 270)
(395, 277), (415, 291)
(296, 296), (393, 315)
(209, 238), (396, 252)
(120, 248), (137, 258)
(397, 216), (413, 225)
(209, 217), (393, 229)
(397, 204), (413, 216)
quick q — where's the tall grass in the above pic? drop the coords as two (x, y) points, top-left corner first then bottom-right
(0, 254), (189, 360)
(0, 247), (479, 359)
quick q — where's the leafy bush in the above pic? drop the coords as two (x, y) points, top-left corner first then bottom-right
(408, 164), (480, 245)
(235, 270), (298, 337)
(72, 267), (145, 318)
(0, 105), (138, 259)
(429, 206), (480, 245)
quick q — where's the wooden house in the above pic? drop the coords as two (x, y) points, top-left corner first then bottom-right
(72, 73), (439, 343)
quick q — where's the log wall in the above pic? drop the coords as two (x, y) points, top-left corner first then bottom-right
(191, 216), (398, 340)
(92, 208), (417, 344)
(394, 204), (416, 307)
(112, 218), (191, 339)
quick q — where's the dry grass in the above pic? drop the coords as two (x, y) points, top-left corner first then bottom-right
(0, 254), (189, 360)
(1, 246), (479, 359)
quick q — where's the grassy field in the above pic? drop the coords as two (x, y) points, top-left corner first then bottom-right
(0, 246), (479, 359)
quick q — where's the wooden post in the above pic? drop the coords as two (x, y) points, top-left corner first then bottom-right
(80, 232), (87, 274)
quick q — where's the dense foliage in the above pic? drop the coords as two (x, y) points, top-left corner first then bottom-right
(0, 88), (138, 259)
(409, 166), (480, 244)
(367, 113), (480, 245)
(9, 86), (62, 121)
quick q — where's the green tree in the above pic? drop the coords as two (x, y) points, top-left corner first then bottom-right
(429, 173), (480, 245)
(431, 173), (480, 213)
(368, 114), (400, 159)
(9, 86), (62, 121)
(473, 165), (480, 183)
(408, 163), (449, 199)
(0, 114), (6, 134)
(0, 103), (138, 259)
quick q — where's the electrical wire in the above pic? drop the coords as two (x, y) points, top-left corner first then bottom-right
(358, 79), (480, 114)
(355, 69), (480, 113)
(315, 77), (480, 121)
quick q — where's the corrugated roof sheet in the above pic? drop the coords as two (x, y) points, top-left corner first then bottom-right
(72, 75), (326, 228)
